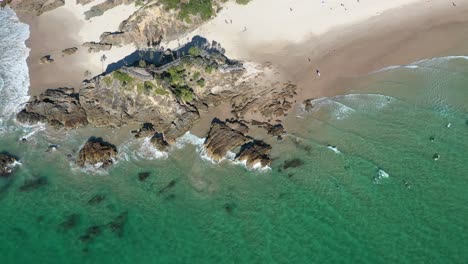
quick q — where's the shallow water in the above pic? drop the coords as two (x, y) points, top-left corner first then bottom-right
(1, 9), (468, 264)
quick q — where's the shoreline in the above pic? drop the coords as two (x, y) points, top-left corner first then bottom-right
(12, 0), (468, 138)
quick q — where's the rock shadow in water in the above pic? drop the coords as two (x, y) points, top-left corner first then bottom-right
(88, 194), (106, 205)
(59, 214), (81, 231)
(158, 180), (176, 195)
(107, 211), (129, 238)
(138, 172), (151, 182)
(282, 158), (305, 170)
(18, 176), (47, 192)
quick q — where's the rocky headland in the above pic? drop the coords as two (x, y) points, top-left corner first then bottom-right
(16, 39), (295, 169)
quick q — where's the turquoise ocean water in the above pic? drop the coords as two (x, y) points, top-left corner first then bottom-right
(1, 8), (468, 264)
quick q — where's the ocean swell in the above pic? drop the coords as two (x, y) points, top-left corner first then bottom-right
(0, 8), (30, 127)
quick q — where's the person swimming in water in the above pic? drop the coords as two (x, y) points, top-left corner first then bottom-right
(316, 69), (321, 76)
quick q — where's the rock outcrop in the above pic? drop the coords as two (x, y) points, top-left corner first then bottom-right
(236, 141), (272, 168)
(83, 42), (112, 53)
(62, 47), (78, 56)
(150, 133), (170, 151)
(17, 88), (88, 129)
(17, 42), (293, 167)
(0, 153), (18, 177)
(39, 55), (54, 64)
(84, 0), (136, 20)
(203, 119), (273, 168)
(11, 0), (65, 15)
(204, 119), (251, 161)
(77, 138), (117, 168)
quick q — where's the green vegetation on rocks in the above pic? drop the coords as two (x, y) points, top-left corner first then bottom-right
(113, 71), (134, 86)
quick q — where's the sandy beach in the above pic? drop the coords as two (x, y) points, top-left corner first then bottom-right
(14, 0), (138, 95)
(15, 0), (468, 101)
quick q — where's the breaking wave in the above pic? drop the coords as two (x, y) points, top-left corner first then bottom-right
(0, 8), (30, 126)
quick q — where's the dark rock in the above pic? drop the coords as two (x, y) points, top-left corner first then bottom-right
(88, 194), (106, 205)
(266, 123), (286, 138)
(283, 158), (304, 170)
(236, 140), (272, 168)
(82, 42), (112, 53)
(0, 153), (18, 177)
(133, 123), (156, 138)
(16, 88), (88, 129)
(11, 0), (65, 15)
(159, 180), (176, 195)
(39, 55), (54, 64)
(19, 176), (47, 192)
(46, 144), (59, 152)
(225, 119), (249, 134)
(62, 47), (78, 56)
(204, 119), (250, 161)
(59, 214), (80, 230)
(304, 99), (315, 111)
(138, 172), (150, 181)
(150, 133), (170, 151)
(107, 211), (128, 237)
(77, 137), (117, 168)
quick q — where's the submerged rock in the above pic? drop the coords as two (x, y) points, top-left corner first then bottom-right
(159, 180), (176, 195)
(204, 119), (250, 161)
(282, 158), (304, 170)
(88, 194), (106, 205)
(236, 140), (272, 168)
(77, 137), (117, 168)
(79, 225), (103, 243)
(0, 153), (18, 177)
(19, 176), (47, 192)
(107, 211), (129, 237)
(138, 172), (150, 181)
(59, 214), (81, 231)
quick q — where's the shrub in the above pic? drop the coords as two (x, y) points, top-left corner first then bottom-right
(188, 46), (201, 57)
(113, 71), (134, 85)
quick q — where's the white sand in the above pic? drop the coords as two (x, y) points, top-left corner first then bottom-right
(165, 0), (430, 59)
(41, 0), (139, 75)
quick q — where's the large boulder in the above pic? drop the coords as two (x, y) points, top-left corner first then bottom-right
(204, 119), (250, 161)
(0, 153), (18, 177)
(77, 138), (117, 168)
(236, 141), (272, 168)
(150, 133), (170, 151)
(11, 0), (65, 16)
(16, 88), (88, 129)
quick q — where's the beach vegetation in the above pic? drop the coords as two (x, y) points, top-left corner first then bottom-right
(160, 0), (214, 22)
(103, 76), (113, 86)
(196, 78), (205, 87)
(174, 86), (194, 102)
(113, 71), (134, 86)
(204, 64), (214, 74)
(188, 46), (202, 57)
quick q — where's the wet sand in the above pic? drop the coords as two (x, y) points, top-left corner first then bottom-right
(13, 0), (468, 137)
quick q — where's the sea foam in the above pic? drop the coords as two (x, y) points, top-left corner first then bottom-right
(0, 8), (30, 127)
